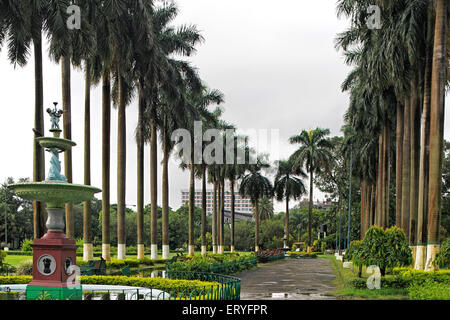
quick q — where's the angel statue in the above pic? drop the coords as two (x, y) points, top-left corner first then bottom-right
(47, 103), (63, 130)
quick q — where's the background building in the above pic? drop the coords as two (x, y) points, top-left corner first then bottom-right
(180, 185), (254, 216)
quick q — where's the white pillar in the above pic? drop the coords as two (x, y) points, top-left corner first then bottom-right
(414, 245), (426, 270)
(83, 243), (93, 261)
(117, 243), (126, 260)
(425, 244), (440, 271)
(230, 245), (235, 253)
(201, 245), (207, 256)
(212, 245), (217, 254)
(102, 243), (111, 261)
(151, 244), (158, 260)
(255, 245), (259, 253)
(162, 245), (170, 260)
(137, 244), (145, 260)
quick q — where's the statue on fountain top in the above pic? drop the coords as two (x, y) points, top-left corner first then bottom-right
(47, 103), (63, 131)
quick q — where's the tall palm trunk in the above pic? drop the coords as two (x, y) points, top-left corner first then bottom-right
(102, 70), (111, 261)
(230, 180), (235, 252)
(188, 140), (195, 257)
(117, 75), (127, 260)
(376, 133), (383, 226)
(136, 83), (145, 260)
(409, 77), (420, 248)
(360, 179), (366, 239)
(254, 199), (260, 252)
(415, 6), (434, 270)
(61, 55), (74, 239)
(212, 179), (217, 253)
(162, 123), (170, 259)
(285, 193), (290, 247)
(308, 167), (313, 250)
(396, 102), (404, 227)
(32, 34), (46, 239)
(425, 0), (447, 271)
(401, 97), (411, 240)
(217, 180), (222, 253)
(219, 179), (225, 254)
(83, 62), (93, 261)
(150, 114), (158, 259)
(201, 166), (207, 256)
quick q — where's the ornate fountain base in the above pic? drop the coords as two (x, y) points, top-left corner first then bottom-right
(26, 218), (81, 300)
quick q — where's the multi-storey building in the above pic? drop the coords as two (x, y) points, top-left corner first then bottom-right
(180, 187), (254, 216)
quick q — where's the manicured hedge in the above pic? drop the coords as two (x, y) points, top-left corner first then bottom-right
(0, 275), (219, 296)
(287, 252), (318, 258)
(167, 253), (256, 274)
(76, 258), (169, 269)
(408, 279), (450, 300)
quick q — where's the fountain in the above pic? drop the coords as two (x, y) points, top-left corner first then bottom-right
(9, 103), (101, 300)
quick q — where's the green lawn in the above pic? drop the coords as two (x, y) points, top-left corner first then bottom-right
(4, 255), (32, 267)
(324, 255), (409, 300)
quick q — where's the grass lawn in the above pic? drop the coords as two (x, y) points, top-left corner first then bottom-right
(324, 255), (409, 300)
(4, 255), (32, 267)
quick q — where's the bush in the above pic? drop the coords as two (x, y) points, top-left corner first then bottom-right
(287, 252), (317, 258)
(167, 253), (255, 274)
(15, 260), (33, 276)
(21, 239), (33, 252)
(434, 238), (450, 268)
(408, 279), (450, 300)
(0, 251), (5, 265)
(356, 226), (412, 275)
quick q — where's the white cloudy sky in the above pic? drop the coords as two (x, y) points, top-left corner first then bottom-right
(0, 0), (448, 213)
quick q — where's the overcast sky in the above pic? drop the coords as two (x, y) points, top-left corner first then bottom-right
(0, 0), (448, 213)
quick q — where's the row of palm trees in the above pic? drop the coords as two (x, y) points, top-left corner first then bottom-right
(336, 0), (448, 270)
(0, 1), (335, 259)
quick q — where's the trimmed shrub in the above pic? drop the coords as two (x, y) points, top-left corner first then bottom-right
(287, 252), (317, 258)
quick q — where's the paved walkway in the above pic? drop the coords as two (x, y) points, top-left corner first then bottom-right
(235, 257), (337, 300)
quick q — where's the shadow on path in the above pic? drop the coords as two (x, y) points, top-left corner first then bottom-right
(235, 258), (337, 300)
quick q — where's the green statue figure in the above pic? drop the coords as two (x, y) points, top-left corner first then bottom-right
(46, 148), (67, 182)
(47, 102), (63, 131)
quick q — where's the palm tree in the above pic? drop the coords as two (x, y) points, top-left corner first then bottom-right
(239, 168), (273, 252)
(289, 128), (333, 249)
(1, 1), (46, 238)
(258, 197), (274, 221)
(425, 0), (447, 271)
(274, 159), (307, 248)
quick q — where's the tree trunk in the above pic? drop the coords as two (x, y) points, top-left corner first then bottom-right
(201, 166), (207, 256)
(396, 102), (404, 227)
(416, 6), (434, 270)
(150, 114), (158, 259)
(255, 199), (260, 252)
(220, 179), (225, 253)
(308, 167), (313, 248)
(360, 179), (366, 240)
(117, 74), (127, 260)
(137, 83), (145, 260)
(384, 122), (391, 228)
(61, 55), (74, 239)
(286, 196), (290, 247)
(188, 140), (195, 257)
(425, 0), (447, 271)
(162, 123), (170, 259)
(217, 180), (222, 252)
(102, 70), (111, 261)
(32, 35), (46, 239)
(376, 133), (383, 226)
(212, 179), (217, 253)
(409, 77), (420, 246)
(401, 97), (411, 240)
(230, 180), (236, 252)
(83, 62), (92, 261)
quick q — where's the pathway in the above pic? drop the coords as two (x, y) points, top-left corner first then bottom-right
(235, 257), (337, 300)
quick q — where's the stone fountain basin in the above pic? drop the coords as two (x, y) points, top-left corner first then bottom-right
(9, 182), (101, 208)
(37, 137), (76, 151)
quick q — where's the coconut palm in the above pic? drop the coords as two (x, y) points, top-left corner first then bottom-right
(289, 128), (333, 249)
(274, 158), (307, 248)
